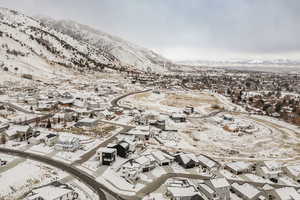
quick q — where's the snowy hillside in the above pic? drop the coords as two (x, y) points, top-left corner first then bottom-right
(37, 17), (172, 73)
(0, 7), (126, 82)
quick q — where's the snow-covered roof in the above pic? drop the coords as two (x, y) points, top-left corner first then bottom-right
(167, 186), (199, 197)
(97, 147), (116, 154)
(151, 150), (173, 162)
(231, 183), (260, 199)
(226, 161), (252, 172)
(77, 118), (98, 123)
(197, 155), (217, 168)
(135, 155), (151, 165)
(5, 125), (30, 137)
(58, 135), (79, 144)
(178, 153), (198, 164)
(210, 178), (230, 188)
(259, 166), (281, 175)
(285, 165), (300, 178)
(272, 187), (300, 200)
(198, 183), (215, 195)
(262, 184), (274, 191)
(263, 161), (282, 170)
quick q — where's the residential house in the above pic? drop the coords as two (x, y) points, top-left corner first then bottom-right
(175, 153), (199, 169)
(4, 125), (33, 141)
(166, 178), (203, 200)
(153, 119), (166, 130)
(206, 178), (230, 200)
(170, 113), (186, 123)
(197, 155), (218, 171)
(231, 183), (262, 200)
(151, 150), (174, 166)
(121, 159), (142, 182)
(126, 126), (150, 141)
(0, 158), (7, 166)
(135, 154), (157, 172)
(97, 147), (117, 165)
(267, 187), (300, 200)
(225, 161), (253, 175)
(257, 161), (282, 180)
(109, 141), (130, 158)
(197, 182), (220, 200)
(283, 165), (300, 183)
(55, 136), (80, 152)
(44, 133), (58, 146)
(184, 106), (194, 115)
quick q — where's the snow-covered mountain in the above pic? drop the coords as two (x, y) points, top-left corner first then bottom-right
(0, 8), (173, 83)
(37, 17), (172, 73)
(0, 7), (124, 81)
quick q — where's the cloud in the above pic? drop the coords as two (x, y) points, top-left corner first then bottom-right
(1, 0), (300, 60)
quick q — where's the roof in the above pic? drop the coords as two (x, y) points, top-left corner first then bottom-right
(197, 155), (217, 168)
(178, 153), (198, 164)
(210, 178), (230, 188)
(263, 161), (281, 170)
(151, 150), (173, 162)
(58, 136), (79, 144)
(5, 125), (30, 137)
(273, 187), (300, 200)
(77, 118), (98, 124)
(231, 183), (260, 199)
(118, 141), (130, 149)
(259, 166), (281, 175)
(285, 165), (300, 177)
(198, 183), (215, 194)
(135, 156), (151, 165)
(262, 184), (274, 191)
(167, 186), (199, 197)
(98, 147), (116, 154)
(226, 161), (252, 172)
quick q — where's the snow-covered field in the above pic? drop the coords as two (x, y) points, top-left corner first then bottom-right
(0, 159), (67, 198)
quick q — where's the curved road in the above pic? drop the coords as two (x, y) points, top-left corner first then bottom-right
(0, 147), (125, 200)
(111, 89), (152, 110)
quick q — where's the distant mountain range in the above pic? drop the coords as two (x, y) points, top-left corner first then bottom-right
(178, 59), (300, 66)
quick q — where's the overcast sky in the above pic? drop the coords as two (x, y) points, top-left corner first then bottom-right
(1, 0), (300, 61)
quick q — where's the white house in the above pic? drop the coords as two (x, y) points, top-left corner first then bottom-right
(166, 178), (202, 200)
(283, 165), (300, 183)
(231, 182), (261, 200)
(197, 155), (218, 171)
(121, 160), (142, 182)
(44, 133), (59, 146)
(206, 178), (230, 200)
(225, 161), (253, 175)
(257, 161), (282, 179)
(55, 136), (80, 152)
(267, 187), (300, 200)
(151, 150), (174, 166)
(135, 154), (157, 172)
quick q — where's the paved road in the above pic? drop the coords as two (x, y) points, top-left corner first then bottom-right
(0, 101), (39, 115)
(74, 121), (134, 164)
(110, 89), (152, 110)
(0, 147), (125, 200)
